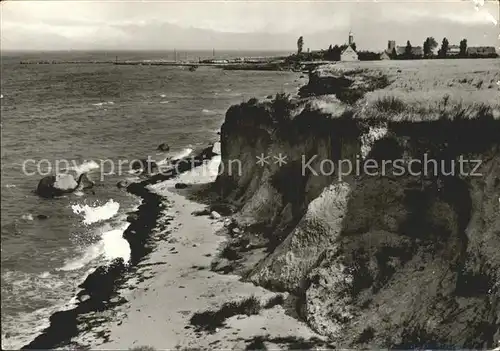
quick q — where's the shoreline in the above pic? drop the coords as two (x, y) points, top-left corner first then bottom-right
(74, 155), (328, 350)
(22, 146), (219, 349)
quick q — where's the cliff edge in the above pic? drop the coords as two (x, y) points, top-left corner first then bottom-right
(214, 62), (500, 348)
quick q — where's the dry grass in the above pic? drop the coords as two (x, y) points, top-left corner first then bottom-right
(355, 89), (500, 122)
(326, 59), (500, 93)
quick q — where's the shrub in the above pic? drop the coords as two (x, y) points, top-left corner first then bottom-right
(373, 96), (407, 114)
(271, 93), (294, 124)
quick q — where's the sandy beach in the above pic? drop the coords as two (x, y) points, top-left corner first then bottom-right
(73, 154), (324, 350)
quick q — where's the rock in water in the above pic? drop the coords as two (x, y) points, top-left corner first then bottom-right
(37, 174), (76, 198)
(157, 143), (170, 152)
(54, 174), (78, 191)
(36, 173), (94, 198)
(75, 173), (94, 192)
(36, 214), (48, 220)
(175, 183), (189, 189)
(131, 159), (157, 174)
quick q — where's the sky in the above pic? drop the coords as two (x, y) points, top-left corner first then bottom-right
(1, 0), (499, 51)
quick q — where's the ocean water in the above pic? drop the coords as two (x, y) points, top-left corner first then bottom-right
(0, 50), (300, 349)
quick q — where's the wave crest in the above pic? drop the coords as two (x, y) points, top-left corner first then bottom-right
(71, 199), (120, 225)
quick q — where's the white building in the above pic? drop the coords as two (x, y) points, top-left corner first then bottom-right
(341, 31), (359, 61)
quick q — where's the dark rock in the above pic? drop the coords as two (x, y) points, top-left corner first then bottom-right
(126, 214), (139, 222)
(75, 173), (94, 192)
(37, 214), (49, 220)
(36, 173), (94, 198)
(210, 211), (221, 219)
(130, 159), (157, 174)
(197, 145), (218, 160)
(157, 143), (170, 152)
(175, 183), (189, 189)
(210, 203), (236, 216)
(192, 208), (211, 216)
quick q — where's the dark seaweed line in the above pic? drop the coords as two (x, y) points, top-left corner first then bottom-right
(22, 147), (216, 349)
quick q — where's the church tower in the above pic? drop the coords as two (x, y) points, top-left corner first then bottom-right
(348, 31), (354, 46)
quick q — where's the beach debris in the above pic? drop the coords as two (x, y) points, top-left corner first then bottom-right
(210, 211), (222, 219)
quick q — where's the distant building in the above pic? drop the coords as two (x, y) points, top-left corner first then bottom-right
(396, 46), (423, 57)
(387, 40), (396, 53)
(341, 31), (359, 61)
(467, 46), (497, 56)
(448, 45), (461, 56)
(380, 51), (391, 60)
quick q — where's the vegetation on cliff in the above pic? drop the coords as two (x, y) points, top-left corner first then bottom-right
(213, 60), (500, 348)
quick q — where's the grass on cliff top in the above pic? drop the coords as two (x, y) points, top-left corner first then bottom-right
(355, 89), (500, 122)
(320, 59), (500, 93)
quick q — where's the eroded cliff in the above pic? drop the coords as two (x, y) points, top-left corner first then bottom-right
(214, 63), (500, 348)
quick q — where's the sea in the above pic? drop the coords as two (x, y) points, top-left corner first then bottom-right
(0, 50), (302, 349)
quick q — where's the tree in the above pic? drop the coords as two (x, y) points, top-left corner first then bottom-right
(423, 37), (438, 57)
(332, 45), (341, 61)
(438, 37), (449, 58)
(325, 45), (342, 61)
(391, 47), (398, 59)
(459, 38), (468, 57)
(404, 40), (413, 59)
(328, 44), (333, 51)
(351, 42), (357, 52)
(297, 36), (304, 54)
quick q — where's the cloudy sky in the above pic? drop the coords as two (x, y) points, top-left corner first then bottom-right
(1, 0), (499, 51)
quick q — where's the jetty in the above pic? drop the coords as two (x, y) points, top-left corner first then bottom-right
(17, 56), (321, 72)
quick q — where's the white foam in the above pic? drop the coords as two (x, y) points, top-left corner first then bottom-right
(149, 153), (221, 194)
(202, 109), (215, 114)
(21, 214), (33, 221)
(58, 244), (103, 271)
(171, 147), (193, 161)
(71, 160), (100, 175)
(5, 184), (17, 188)
(58, 223), (131, 272)
(39, 271), (51, 278)
(92, 101), (114, 107)
(160, 94), (166, 98)
(72, 199), (120, 225)
(101, 225), (131, 264)
(160, 101), (170, 104)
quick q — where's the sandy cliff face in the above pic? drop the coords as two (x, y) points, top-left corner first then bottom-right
(215, 64), (500, 348)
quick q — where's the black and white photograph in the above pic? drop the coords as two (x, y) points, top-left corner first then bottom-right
(1, 0), (499, 349)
